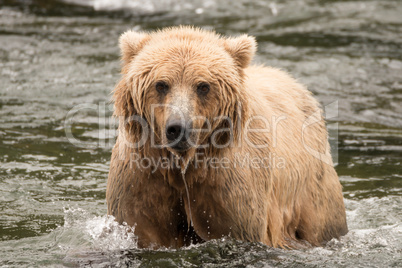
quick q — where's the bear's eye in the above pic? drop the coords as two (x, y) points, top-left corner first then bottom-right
(197, 82), (210, 96)
(155, 81), (169, 94)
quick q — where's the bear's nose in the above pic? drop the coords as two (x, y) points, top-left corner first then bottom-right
(166, 123), (184, 142)
(165, 119), (192, 151)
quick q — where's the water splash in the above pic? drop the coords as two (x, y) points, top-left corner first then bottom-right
(62, 207), (138, 251)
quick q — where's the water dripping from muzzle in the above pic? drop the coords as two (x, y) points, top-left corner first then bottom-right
(181, 170), (193, 230)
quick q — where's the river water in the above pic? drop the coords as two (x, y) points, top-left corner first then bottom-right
(0, 0), (401, 267)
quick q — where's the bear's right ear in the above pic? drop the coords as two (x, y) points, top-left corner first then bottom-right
(119, 30), (150, 65)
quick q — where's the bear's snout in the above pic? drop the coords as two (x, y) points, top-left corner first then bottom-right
(165, 118), (193, 152)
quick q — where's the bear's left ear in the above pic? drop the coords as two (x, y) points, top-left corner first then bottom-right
(119, 30), (150, 66)
(224, 34), (257, 69)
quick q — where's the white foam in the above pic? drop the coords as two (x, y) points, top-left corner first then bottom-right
(61, 0), (221, 14)
(62, 207), (138, 251)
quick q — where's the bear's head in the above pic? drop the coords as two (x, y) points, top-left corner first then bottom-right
(114, 26), (256, 166)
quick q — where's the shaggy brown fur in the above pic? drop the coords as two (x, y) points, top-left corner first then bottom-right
(106, 26), (348, 248)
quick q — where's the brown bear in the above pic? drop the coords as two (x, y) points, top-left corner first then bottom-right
(106, 26), (348, 249)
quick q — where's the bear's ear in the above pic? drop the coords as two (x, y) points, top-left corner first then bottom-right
(119, 30), (150, 65)
(224, 34), (257, 69)
(113, 77), (145, 143)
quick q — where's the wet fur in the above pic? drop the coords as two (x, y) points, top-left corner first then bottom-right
(106, 26), (348, 248)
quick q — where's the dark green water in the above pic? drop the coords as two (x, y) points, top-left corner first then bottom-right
(0, 0), (401, 267)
